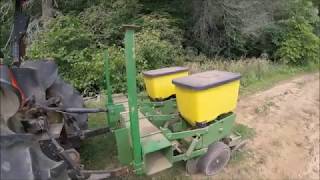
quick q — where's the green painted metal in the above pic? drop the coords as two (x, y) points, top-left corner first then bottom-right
(104, 50), (124, 128)
(115, 128), (133, 165)
(172, 148), (207, 162)
(199, 113), (236, 148)
(107, 104), (125, 128)
(139, 98), (178, 127)
(104, 50), (113, 105)
(141, 134), (172, 155)
(185, 136), (200, 157)
(124, 26), (143, 174)
(168, 119), (189, 132)
(164, 146), (174, 163)
(168, 121), (183, 132)
(138, 95), (236, 171)
(161, 126), (209, 140)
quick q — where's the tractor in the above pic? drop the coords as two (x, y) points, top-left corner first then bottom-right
(1, 0), (126, 179)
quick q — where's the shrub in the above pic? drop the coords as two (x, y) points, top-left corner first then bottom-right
(276, 18), (320, 65)
(135, 13), (184, 46)
(136, 30), (182, 69)
(27, 15), (103, 93)
(134, 29), (183, 90)
(27, 14), (183, 94)
(107, 46), (127, 93)
(78, 0), (139, 46)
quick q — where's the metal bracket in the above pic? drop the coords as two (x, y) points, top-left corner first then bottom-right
(161, 126), (209, 140)
(185, 136), (200, 158)
(107, 103), (125, 128)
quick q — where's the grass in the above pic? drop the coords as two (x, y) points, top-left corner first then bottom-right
(79, 58), (319, 177)
(230, 150), (250, 164)
(229, 123), (256, 165)
(185, 57), (319, 96)
(233, 123), (256, 140)
(79, 96), (118, 170)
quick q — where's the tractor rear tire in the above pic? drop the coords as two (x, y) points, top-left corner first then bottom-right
(197, 141), (231, 176)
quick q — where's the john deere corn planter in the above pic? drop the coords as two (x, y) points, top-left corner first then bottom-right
(0, 20), (243, 179)
(103, 26), (244, 176)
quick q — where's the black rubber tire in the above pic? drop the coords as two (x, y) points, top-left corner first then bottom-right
(47, 77), (88, 130)
(197, 142), (231, 176)
(186, 157), (200, 174)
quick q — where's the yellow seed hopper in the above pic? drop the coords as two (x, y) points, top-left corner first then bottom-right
(143, 67), (188, 100)
(172, 71), (241, 126)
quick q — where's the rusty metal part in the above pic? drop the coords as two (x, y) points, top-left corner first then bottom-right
(0, 65), (22, 121)
(43, 107), (107, 114)
(81, 167), (131, 179)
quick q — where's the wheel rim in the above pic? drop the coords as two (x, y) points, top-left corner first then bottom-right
(206, 149), (230, 176)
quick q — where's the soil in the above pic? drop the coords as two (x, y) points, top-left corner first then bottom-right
(212, 73), (320, 180)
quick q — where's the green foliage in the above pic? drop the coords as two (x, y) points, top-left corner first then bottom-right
(135, 29), (183, 89)
(258, 0), (320, 65)
(78, 0), (139, 46)
(135, 13), (184, 46)
(276, 18), (320, 65)
(18, 0), (320, 94)
(107, 46), (127, 92)
(106, 29), (183, 92)
(28, 11), (183, 94)
(28, 15), (103, 93)
(136, 29), (182, 70)
(274, 0), (320, 65)
(0, 1), (13, 52)
(189, 0), (320, 62)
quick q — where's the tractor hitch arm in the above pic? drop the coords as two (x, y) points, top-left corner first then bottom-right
(67, 127), (112, 140)
(42, 106), (108, 114)
(81, 167), (130, 179)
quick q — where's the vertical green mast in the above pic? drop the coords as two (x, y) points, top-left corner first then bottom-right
(104, 51), (113, 105)
(104, 51), (116, 128)
(123, 25), (143, 173)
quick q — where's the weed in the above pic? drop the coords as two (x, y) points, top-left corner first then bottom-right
(231, 123), (255, 165)
(255, 101), (276, 114)
(233, 123), (255, 139)
(230, 151), (249, 164)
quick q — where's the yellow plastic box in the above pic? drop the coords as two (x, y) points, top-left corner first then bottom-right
(172, 71), (241, 126)
(143, 67), (188, 100)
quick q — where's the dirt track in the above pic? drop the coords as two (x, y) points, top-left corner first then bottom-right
(212, 73), (320, 180)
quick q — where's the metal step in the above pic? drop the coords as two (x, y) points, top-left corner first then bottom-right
(145, 152), (172, 175)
